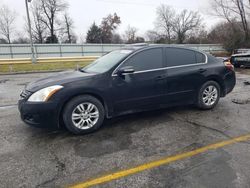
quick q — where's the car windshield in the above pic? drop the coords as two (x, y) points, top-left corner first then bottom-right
(82, 50), (133, 73)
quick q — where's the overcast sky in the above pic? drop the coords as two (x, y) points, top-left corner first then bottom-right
(1, 0), (222, 41)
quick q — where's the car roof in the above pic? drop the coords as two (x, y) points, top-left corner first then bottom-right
(121, 44), (206, 54)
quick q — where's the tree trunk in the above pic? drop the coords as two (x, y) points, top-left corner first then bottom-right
(167, 28), (171, 44)
(66, 23), (71, 43)
(7, 35), (11, 44)
(177, 32), (185, 44)
(236, 0), (249, 40)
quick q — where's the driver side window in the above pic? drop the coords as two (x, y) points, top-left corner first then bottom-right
(121, 48), (163, 72)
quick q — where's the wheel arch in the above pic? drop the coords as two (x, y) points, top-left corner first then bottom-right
(57, 92), (111, 128)
(204, 75), (225, 97)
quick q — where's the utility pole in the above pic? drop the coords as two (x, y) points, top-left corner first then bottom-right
(25, 0), (36, 64)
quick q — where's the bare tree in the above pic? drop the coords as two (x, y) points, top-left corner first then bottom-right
(61, 13), (75, 43)
(236, 0), (248, 39)
(208, 21), (245, 52)
(172, 10), (202, 44)
(29, 1), (47, 43)
(210, 0), (249, 40)
(13, 32), (30, 44)
(111, 33), (123, 44)
(0, 5), (16, 44)
(40, 0), (68, 43)
(210, 0), (235, 24)
(155, 5), (175, 44)
(153, 5), (202, 44)
(146, 30), (163, 43)
(186, 25), (209, 44)
(124, 25), (138, 43)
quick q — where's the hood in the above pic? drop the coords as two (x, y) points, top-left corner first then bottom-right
(26, 70), (95, 92)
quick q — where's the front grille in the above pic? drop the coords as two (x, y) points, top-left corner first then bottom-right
(20, 90), (32, 99)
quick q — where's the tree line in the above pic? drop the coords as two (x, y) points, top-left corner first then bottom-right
(0, 0), (75, 44)
(0, 0), (250, 52)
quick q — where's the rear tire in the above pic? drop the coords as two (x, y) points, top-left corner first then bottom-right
(197, 81), (221, 110)
(63, 95), (105, 135)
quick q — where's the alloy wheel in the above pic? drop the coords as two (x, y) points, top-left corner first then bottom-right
(202, 85), (218, 106)
(71, 102), (99, 130)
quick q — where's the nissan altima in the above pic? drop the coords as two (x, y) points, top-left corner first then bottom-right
(18, 45), (236, 134)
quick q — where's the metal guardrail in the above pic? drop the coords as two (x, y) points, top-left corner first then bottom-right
(0, 44), (124, 59)
(0, 44), (225, 59)
(0, 56), (98, 65)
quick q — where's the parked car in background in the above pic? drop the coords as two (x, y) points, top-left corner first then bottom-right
(233, 48), (250, 55)
(230, 53), (250, 68)
(18, 45), (236, 134)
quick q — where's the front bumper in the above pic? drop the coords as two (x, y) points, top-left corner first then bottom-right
(18, 99), (60, 128)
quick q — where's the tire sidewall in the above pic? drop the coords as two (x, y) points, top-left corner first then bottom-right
(198, 81), (221, 110)
(63, 95), (105, 134)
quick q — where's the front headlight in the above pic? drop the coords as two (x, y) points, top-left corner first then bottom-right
(28, 85), (64, 102)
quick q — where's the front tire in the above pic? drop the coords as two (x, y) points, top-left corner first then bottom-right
(63, 95), (105, 134)
(197, 81), (221, 110)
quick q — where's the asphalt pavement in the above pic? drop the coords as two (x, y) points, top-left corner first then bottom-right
(0, 71), (250, 188)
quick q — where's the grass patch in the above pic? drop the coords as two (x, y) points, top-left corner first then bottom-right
(0, 61), (93, 74)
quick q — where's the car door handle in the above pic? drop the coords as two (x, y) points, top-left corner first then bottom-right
(199, 68), (207, 73)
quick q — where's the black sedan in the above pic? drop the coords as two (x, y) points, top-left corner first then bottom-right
(18, 45), (236, 134)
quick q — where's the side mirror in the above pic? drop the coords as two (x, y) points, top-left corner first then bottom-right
(117, 66), (135, 75)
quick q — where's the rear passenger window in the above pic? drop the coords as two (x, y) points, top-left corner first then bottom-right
(196, 52), (206, 63)
(166, 48), (196, 67)
(122, 48), (163, 71)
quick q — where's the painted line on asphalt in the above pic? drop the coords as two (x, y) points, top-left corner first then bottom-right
(69, 133), (250, 188)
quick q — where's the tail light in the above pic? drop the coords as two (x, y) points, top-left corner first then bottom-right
(224, 61), (234, 71)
